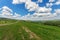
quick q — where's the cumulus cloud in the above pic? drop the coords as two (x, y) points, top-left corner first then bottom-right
(1, 0), (57, 20)
(12, 0), (31, 4)
(54, 9), (60, 14)
(20, 6), (54, 20)
(25, 1), (39, 11)
(13, 13), (21, 17)
(12, 0), (60, 20)
(0, 6), (60, 20)
(37, 0), (43, 3)
(55, 0), (60, 5)
(46, 3), (53, 7)
(22, 13), (31, 18)
(49, 0), (55, 2)
(20, 8), (60, 20)
(36, 7), (52, 13)
(0, 6), (21, 19)
(12, 0), (52, 12)
(12, 0), (39, 11)
(0, 6), (13, 16)
(12, 0), (20, 4)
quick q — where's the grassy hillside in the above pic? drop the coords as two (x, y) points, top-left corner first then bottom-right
(0, 19), (60, 40)
(0, 18), (17, 24)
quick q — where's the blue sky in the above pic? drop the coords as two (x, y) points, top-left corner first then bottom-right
(0, 0), (58, 15)
(0, 0), (28, 16)
(0, 0), (60, 20)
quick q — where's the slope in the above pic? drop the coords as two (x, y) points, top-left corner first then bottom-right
(0, 20), (60, 40)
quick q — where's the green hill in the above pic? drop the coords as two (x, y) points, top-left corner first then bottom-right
(0, 19), (60, 40)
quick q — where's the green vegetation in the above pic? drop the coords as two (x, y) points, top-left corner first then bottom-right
(0, 18), (17, 24)
(41, 20), (60, 27)
(0, 19), (60, 40)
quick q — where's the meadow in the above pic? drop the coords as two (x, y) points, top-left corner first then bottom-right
(0, 18), (60, 40)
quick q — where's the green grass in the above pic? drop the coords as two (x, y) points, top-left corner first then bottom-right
(0, 20), (60, 40)
(20, 21), (60, 40)
(0, 18), (17, 24)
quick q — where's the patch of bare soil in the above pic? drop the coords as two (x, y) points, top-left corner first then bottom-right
(3, 35), (8, 40)
(22, 26), (41, 40)
(2, 31), (14, 40)
(8, 31), (15, 40)
(2, 33), (8, 40)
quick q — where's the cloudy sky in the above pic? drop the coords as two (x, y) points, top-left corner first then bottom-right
(0, 0), (60, 20)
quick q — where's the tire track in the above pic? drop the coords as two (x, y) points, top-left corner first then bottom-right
(0, 21), (19, 26)
(22, 26), (41, 40)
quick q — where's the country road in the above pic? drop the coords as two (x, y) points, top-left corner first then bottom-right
(0, 21), (19, 26)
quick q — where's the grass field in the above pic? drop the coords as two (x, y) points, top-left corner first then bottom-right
(0, 19), (60, 40)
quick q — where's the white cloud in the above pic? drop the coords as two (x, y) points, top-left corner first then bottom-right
(25, 1), (39, 11)
(32, 12), (56, 19)
(11, 0), (60, 20)
(54, 9), (60, 14)
(0, 6), (21, 19)
(13, 13), (21, 17)
(21, 13), (31, 20)
(12, 0), (31, 4)
(20, 7), (53, 20)
(46, 3), (53, 7)
(49, 0), (55, 2)
(12, 0), (38, 11)
(33, 13), (51, 16)
(20, 8), (60, 21)
(20, 12), (57, 21)
(55, 0), (60, 5)
(2, 6), (13, 12)
(0, 6), (13, 16)
(0, 6), (60, 20)
(13, 0), (60, 20)
(12, 0), (20, 4)
(37, 0), (43, 3)
(35, 7), (52, 13)
(19, 0), (31, 3)
(12, 0), (56, 20)
(22, 13), (31, 18)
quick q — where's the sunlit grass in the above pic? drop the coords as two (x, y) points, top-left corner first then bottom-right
(0, 19), (60, 40)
